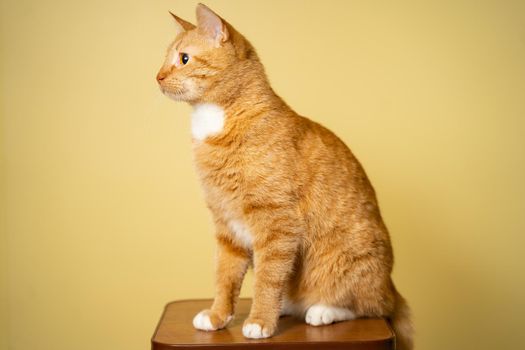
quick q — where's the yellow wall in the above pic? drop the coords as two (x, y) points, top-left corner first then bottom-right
(1, 91), (7, 350)
(2, 0), (524, 349)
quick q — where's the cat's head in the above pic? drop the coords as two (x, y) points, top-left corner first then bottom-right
(156, 3), (256, 104)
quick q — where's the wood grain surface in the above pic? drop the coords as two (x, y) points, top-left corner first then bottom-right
(151, 299), (395, 349)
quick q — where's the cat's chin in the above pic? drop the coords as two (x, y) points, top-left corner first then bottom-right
(162, 89), (188, 102)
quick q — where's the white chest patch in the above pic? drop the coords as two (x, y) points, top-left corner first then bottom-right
(228, 219), (253, 250)
(191, 103), (225, 141)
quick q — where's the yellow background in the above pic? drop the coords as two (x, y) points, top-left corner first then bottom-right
(1, 0), (524, 349)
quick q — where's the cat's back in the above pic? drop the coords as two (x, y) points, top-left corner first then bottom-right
(288, 114), (372, 188)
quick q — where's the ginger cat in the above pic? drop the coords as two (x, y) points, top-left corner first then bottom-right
(157, 4), (413, 349)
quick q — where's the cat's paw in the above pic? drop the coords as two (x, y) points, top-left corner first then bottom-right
(193, 309), (233, 331)
(242, 318), (275, 339)
(305, 304), (356, 326)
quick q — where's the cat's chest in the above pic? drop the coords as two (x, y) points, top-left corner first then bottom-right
(191, 103), (225, 141)
(190, 104), (252, 248)
(191, 103), (246, 189)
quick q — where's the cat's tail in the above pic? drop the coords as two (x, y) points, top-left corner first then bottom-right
(390, 288), (414, 350)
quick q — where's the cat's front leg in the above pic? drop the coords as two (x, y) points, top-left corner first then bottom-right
(242, 216), (300, 339)
(193, 224), (251, 331)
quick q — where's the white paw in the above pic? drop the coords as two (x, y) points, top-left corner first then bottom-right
(305, 304), (356, 326)
(242, 322), (270, 339)
(192, 311), (217, 331)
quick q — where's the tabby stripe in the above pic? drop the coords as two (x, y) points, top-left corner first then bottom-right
(192, 56), (222, 71)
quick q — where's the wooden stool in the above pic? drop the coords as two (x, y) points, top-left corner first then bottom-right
(151, 299), (395, 349)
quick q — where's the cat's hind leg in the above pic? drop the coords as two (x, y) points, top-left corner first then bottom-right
(305, 304), (356, 326)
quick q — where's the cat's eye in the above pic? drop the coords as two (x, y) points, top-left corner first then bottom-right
(180, 53), (189, 65)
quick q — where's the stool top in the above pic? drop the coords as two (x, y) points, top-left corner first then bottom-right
(152, 299), (394, 350)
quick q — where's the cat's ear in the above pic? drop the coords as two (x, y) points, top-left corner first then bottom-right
(196, 3), (229, 44)
(169, 11), (196, 34)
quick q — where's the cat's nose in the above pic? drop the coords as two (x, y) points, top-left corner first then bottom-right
(156, 70), (168, 83)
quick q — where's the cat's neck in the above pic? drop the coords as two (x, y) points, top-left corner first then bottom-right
(190, 60), (289, 118)
(188, 59), (293, 141)
(189, 81), (288, 141)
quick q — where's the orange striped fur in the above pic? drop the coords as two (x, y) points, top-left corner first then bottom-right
(157, 4), (413, 349)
